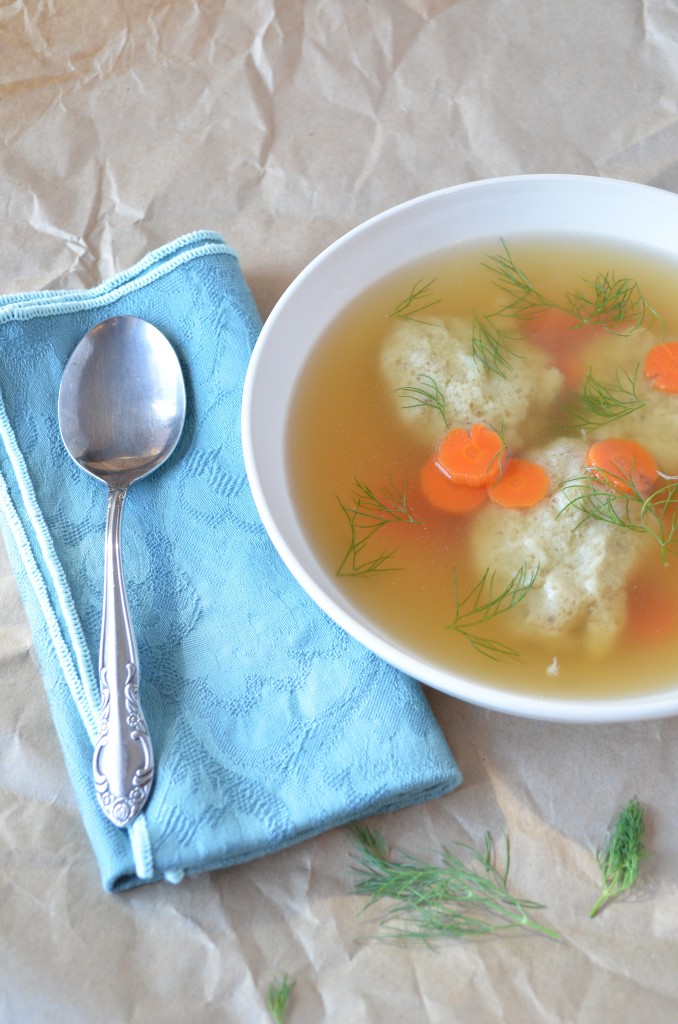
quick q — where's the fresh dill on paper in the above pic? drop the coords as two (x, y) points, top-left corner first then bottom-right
(266, 974), (296, 1024)
(349, 824), (560, 942)
(336, 478), (419, 577)
(590, 797), (648, 917)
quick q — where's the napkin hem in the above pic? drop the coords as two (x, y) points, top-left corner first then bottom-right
(129, 817), (155, 881)
(0, 231), (236, 321)
(106, 774), (462, 892)
(0, 419), (99, 740)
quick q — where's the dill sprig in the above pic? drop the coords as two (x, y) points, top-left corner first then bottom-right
(336, 478), (419, 577)
(565, 363), (646, 432)
(471, 315), (524, 378)
(484, 240), (661, 336)
(449, 563), (539, 660)
(349, 824), (560, 943)
(267, 974), (296, 1024)
(482, 240), (554, 320)
(389, 278), (442, 325)
(566, 272), (661, 335)
(396, 373), (448, 426)
(559, 471), (678, 565)
(590, 798), (648, 918)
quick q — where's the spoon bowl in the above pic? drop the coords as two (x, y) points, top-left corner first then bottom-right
(59, 315), (186, 826)
(58, 316), (186, 489)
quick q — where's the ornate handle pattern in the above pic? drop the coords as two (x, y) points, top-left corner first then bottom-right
(93, 488), (154, 827)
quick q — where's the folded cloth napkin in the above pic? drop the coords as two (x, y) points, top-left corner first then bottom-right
(0, 231), (461, 891)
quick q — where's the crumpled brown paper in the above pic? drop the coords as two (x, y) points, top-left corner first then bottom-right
(2, 0), (678, 1021)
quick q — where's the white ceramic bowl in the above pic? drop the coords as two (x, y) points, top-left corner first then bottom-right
(241, 174), (678, 722)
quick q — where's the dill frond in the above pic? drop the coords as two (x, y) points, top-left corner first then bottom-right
(566, 272), (662, 335)
(349, 825), (560, 942)
(558, 472), (678, 564)
(351, 478), (419, 525)
(482, 240), (553, 320)
(448, 563), (539, 660)
(590, 798), (648, 918)
(565, 364), (646, 432)
(471, 315), (524, 378)
(396, 373), (448, 427)
(336, 478), (419, 577)
(477, 419), (509, 485)
(388, 279), (443, 325)
(483, 241), (661, 338)
(267, 974), (296, 1024)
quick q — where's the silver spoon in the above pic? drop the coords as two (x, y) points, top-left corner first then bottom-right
(58, 316), (186, 828)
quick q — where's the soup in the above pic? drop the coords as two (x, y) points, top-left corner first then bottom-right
(286, 236), (678, 699)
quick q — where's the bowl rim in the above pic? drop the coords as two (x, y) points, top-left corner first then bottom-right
(242, 173), (678, 723)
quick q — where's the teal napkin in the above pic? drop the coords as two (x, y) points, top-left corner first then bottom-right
(0, 232), (461, 891)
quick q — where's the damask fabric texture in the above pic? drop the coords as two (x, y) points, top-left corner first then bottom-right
(0, 232), (461, 891)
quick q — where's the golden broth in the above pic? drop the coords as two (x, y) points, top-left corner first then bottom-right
(286, 236), (678, 699)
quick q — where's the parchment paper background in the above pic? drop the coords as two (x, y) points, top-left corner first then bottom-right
(2, 1), (678, 1021)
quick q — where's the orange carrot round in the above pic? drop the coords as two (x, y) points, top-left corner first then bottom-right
(644, 341), (678, 393)
(488, 458), (550, 508)
(435, 423), (506, 487)
(585, 438), (658, 497)
(420, 457), (489, 513)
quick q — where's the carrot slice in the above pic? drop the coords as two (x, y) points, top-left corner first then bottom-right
(644, 341), (678, 393)
(420, 457), (489, 513)
(435, 423), (506, 487)
(488, 458), (550, 508)
(585, 438), (658, 497)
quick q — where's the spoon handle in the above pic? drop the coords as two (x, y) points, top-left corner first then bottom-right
(93, 487), (154, 827)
